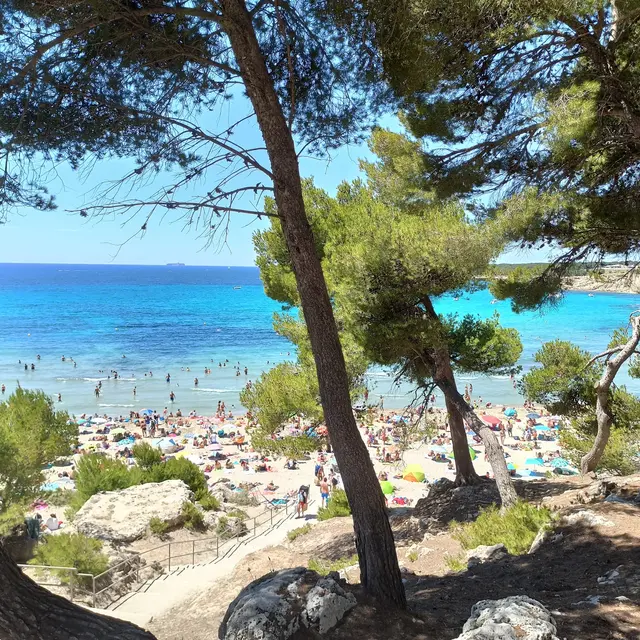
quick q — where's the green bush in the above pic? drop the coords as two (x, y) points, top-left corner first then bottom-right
(30, 533), (109, 586)
(308, 554), (358, 576)
(561, 428), (639, 475)
(287, 523), (312, 541)
(149, 517), (169, 536)
(74, 455), (141, 503)
(226, 509), (248, 521)
(146, 457), (207, 496)
(197, 492), (220, 512)
(180, 502), (205, 531)
(0, 503), (28, 537)
(444, 554), (467, 572)
(450, 501), (553, 556)
(132, 442), (162, 471)
(406, 549), (418, 563)
(317, 489), (351, 521)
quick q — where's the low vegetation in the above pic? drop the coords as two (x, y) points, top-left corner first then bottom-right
(406, 549), (418, 563)
(197, 492), (221, 512)
(180, 502), (205, 531)
(317, 490), (351, 521)
(308, 554), (359, 576)
(0, 502), (29, 537)
(226, 509), (249, 521)
(444, 554), (467, 572)
(30, 533), (109, 586)
(149, 517), (169, 536)
(287, 523), (312, 541)
(450, 501), (554, 556)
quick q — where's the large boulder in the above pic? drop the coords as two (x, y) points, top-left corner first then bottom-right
(454, 596), (559, 640)
(75, 480), (192, 542)
(466, 544), (508, 568)
(219, 568), (357, 640)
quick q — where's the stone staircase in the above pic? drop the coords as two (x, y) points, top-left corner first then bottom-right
(103, 503), (316, 625)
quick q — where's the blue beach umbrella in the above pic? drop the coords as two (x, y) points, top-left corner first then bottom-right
(550, 457), (570, 468)
(507, 463), (516, 471)
(526, 412), (540, 419)
(141, 409), (154, 416)
(504, 408), (517, 417)
(534, 424), (551, 431)
(525, 457), (544, 467)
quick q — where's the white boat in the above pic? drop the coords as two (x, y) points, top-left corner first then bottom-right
(233, 286), (242, 290)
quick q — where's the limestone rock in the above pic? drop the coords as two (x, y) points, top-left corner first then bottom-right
(219, 568), (356, 640)
(454, 596), (559, 640)
(560, 510), (614, 528)
(528, 528), (549, 554)
(75, 480), (192, 542)
(466, 544), (508, 568)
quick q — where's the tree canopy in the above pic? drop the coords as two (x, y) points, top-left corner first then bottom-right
(357, 0), (640, 307)
(0, 388), (75, 511)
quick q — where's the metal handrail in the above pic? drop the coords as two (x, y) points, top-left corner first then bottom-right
(17, 564), (95, 603)
(20, 498), (295, 608)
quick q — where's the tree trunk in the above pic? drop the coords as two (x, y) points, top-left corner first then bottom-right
(441, 370), (481, 486)
(221, 0), (405, 608)
(0, 542), (155, 640)
(433, 369), (519, 509)
(581, 313), (640, 474)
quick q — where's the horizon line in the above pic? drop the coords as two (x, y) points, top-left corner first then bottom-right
(0, 261), (259, 268)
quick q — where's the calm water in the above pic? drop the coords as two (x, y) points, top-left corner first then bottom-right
(1, 263), (639, 415)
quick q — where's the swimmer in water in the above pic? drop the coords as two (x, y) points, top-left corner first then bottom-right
(169, 391), (175, 402)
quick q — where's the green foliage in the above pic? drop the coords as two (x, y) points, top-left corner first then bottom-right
(215, 516), (233, 540)
(225, 509), (248, 521)
(308, 554), (359, 576)
(149, 516), (169, 536)
(74, 456), (141, 503)
(146, 457), (207, 496)
(0, 502), (29, 537)
(40, 488), (76, 508)
(406, 549), (418, 563)
(180, 502), (205, 532)
(561, 428), (639, 476)
(287, 523), (312, 541)
(250, 433), (320, 459)
(520, 340), (598, 416)
(197, 492), (220, 512)
(450, 502), (553, 556)
(444, 554), (467, 573)
(317, 490), (351, 521)
(132, 442), (162, 471)
(0, 388), (75, 511)
(31, 533), (109, 585)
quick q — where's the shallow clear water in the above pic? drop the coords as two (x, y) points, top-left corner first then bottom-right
(1, 263), (639, 415)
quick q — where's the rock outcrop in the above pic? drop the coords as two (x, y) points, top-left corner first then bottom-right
(454, 596), (559, 640)
(75, 480), (192, 542)
(218, 568), (357, 640)
(466, 543), (508, 568)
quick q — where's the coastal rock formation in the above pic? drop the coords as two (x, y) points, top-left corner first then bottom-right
(454, 596), (559, 640)
(75, 480), (192, 542)
(218, 568), (356, 640)
(466, 544), (508, 568)
(211, 481), (260, 507)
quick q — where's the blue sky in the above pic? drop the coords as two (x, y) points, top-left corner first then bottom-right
(0, 107), (550, 267)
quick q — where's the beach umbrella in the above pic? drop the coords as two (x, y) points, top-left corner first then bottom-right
(110, 427), (126, 435)
(550, 457), (570, 468)
(429, 445), (448, 454)
(141, 409), (154, 416)
(447, 446), (477, 461)
(525, 457), (544, 467)
(526, 412), (540, 419)
(534, 424), (551, 431)
(92, 417), (107, 424)
(380, 480), (394, 495)
(504, 408), (517, 417)
(402, 464), (425, 483)
(507, 463), (516, 471)
(480, 415), (501, 427)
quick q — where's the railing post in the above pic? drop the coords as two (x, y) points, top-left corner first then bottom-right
(192, 539), (195, 565)
(92, 575), (96, 609)
(270, 509), (273, 526)
(69, 570), (75, 602)
(216, 535), (219, 559)
(253, 517), (256, 536)
(168, 543), (171, 571)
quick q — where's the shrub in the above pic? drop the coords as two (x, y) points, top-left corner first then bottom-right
(147, 457), (207, 496)
(226, 509), (248, 521)
(308, 554), (358, 576)
(317, 489), (351, 521)
(197, 492), (220, 512)
(450, 501), (553, 556)
(406, 549), (418, 563)
(30, 533), (109, 586)
(561, 428), (639, 475)
(444, 554), (467, 572)
(287, 523), (312, 541)
(0, 503), (28, 537)
(149, 517), (169, 536)
(180, 502), (205, 531)
(74, 455), (140, 503)
(132, 442), (162, 471)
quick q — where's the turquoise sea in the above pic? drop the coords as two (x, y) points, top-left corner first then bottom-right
(1, 263), (639, 416)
